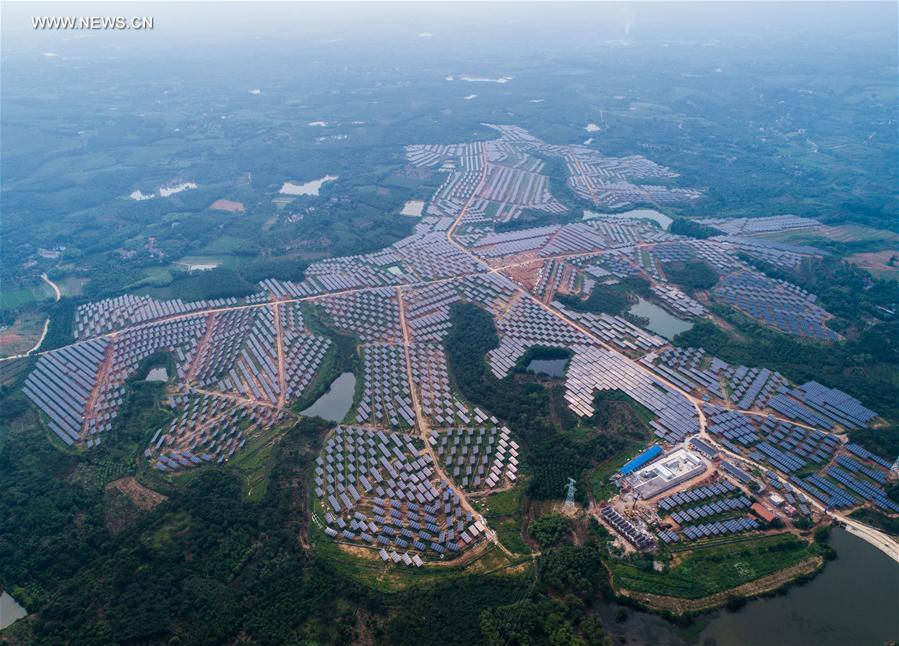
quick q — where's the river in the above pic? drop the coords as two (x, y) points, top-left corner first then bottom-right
(300, 372), (356, 422)
(697, 528), (899, 645)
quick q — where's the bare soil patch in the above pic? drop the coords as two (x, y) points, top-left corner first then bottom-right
(209, 199), (246, 213)
(106, 476), (168, 511)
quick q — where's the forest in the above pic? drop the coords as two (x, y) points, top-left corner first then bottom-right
(0, 335), (636, 645)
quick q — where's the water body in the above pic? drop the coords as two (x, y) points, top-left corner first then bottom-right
(629, 298), (693, 340)
(159, 182), (197, 197)
(144, 367), (168, 382)
(697, 528), (899, 646)
(0, 591), (27, 630)
(526, 357), (568, 377)
(584, 208), (673, 231)
(458, 75), (512, 83)
(279, 175), (338, 196)
(300, 372), (356, 422)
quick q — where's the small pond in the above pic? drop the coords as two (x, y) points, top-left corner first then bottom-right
(144, 367), (169, 382)
(0, 591), (27, 630)
(584, 208), (673, 231)
(526, 357), (568, 377)
(300, 372), (356, 422)
(279, 175), (338, 196)
(628, 298), (693, 340)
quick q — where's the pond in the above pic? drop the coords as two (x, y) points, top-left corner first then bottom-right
(697, 528), (899, 646)
(0, 591), (27, 630)
(300, 372), (356, 422)
(159, 181), (197, 197)
(628, 298), (693, 340)
(584, 208), (673, 231)
(144, 367), (169, 382)
(526, 357), (568, 377)
(279, 175), (338, 196)
(401, 200), (425, 216)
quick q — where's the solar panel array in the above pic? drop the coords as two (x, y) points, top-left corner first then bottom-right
(742, 417), (839, 473)
(646, 347), (724, 398)
(724, 364), (787, 409)
(24, 338), (111, 446)
(764, 381), (879, 433)
(565, 345), (699, 442)
(825, 466), (899, 513)
(714, 270), (840, 342)
(668, 496), (752, 525)
(681, 517), (759, 540)
(845, 443), (893, 470)
(705, 409), (760, 446)
(74, 293), (239, 340)
(783, 382), (878, 430)
(25, 123), (881, 571)
(650, 283), (706, 317)
(790, 474), (858, 509)
(394, 232), (488, 279)
(657, 480), (738, 511)
(487, 298), (587, 377)
(559, 305), (667, 355)
(723, 237), (821, 269)
(146, 393), (285, 471)
(695, 216), (821, 237)
(315, 426), (487, 558)
(356, 344), (416, 428)
(25, 317), (207, 447)
(429, 426), (518, 491)
(320, 288), (402, 343)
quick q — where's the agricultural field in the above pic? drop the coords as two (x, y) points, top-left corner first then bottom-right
(609, 533), (821, 599)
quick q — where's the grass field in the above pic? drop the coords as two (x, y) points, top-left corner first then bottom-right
(222, 422), (285, 502)
(846, 249), (899, 281)
(609, 533), (818, 599)
(757, 224), (898, 247)
(590, 440), (647, 502)
(0, 313), (47, 355)
(0, 281), (55, 310)
(473, 484), (531, 555)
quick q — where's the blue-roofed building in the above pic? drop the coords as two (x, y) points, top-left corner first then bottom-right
(620, 444), (663, 475)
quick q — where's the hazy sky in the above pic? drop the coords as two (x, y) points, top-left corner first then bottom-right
(3, 2), (896, 58)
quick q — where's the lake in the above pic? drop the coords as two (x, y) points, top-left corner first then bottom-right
(0, 591), (27, 630)
(526, 357), (568, 377)
(629, 298), (693, 340)
(584, 208), (673, 231)
(280, 175), (338, 196)
(144, 367), (168, 382)
(401, 200), (425, 216)
(697, 528), (899, 646)
(300, 372), (355, 422)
